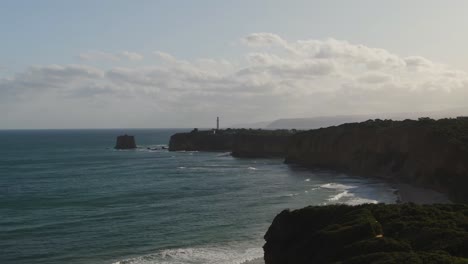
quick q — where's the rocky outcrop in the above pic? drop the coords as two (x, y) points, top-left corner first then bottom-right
(264, 204), (468, 264)
(285, 118), (468, 202)
(115, 135), (137, 149)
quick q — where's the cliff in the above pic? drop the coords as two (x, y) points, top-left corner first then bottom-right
(285, 118), (468, 202)
(169, 130), (235, 151)
(231, 133), (290, 158)
(264, 203), (468, 264)
(169, 129), (293, 157)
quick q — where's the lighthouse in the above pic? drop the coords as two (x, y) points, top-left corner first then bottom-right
(216, 117), (219, 130)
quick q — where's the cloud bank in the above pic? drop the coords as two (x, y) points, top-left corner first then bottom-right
(2, 33), (468, 128)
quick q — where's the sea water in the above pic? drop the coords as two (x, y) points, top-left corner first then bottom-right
(0, 129), (397, 264)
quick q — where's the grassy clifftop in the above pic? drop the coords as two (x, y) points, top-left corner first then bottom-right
(264, 203), (468, 264)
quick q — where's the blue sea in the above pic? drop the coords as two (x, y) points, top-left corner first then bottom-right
(0, 129), (397, 264)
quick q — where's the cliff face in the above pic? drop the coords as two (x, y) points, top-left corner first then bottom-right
(168, 131), (235, 151)
(231, 134), (290, 158)
(285, 119), (468, 202)
(169, 129), (293, 157)
(264, 204), (468, 264)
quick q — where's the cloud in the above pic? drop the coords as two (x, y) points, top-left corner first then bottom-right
(242, 32), (288, 47)
(2, 33), (468, 128)
(357, 72), (392, 84)
(79, 50), (144, 61)
(120, 51), (143, 61)
(79, 51), (120, 61)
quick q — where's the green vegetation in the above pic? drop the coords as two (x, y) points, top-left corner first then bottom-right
(333, 117), (468, 149)
(264, 204), (468, 264)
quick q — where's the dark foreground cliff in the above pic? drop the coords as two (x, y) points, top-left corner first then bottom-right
(169, 129), (293, 157)
(285, 118), (468, 203)
(264, 203), (468, 264)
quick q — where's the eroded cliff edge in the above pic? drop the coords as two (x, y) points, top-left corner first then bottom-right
(264, 204), (468, 264)
(285, 118), (468, 202)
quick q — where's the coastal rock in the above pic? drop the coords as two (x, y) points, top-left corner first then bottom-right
(285, 118), (468, 203)
(115, 134), (137, 149)
(264, 204), (468, 264)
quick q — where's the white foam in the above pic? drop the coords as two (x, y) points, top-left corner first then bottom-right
(346, 198), (379, 206)
(113, 246), (263, 264)
(177, 167), (186, 169)
(328, 190), (354, 201)
(247, 167), (257, 170)
(320, 183), (356, 190)
(304, 179), (310, 182)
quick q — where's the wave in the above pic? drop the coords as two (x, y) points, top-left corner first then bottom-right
(216, 152), (232, 157)
(327, 190), (353, 201)
(113, 246), (263, 264)
(320, 183), (356, 190)
(247, 167), (257, 170)
(346, 197), (379, 206)
(323, 182), (380, 205)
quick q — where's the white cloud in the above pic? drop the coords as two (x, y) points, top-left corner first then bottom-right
(79, 51), (120, 61)
(79, 50), (144, 61)
(2, 33), (468, 128)
(120, 51), (143, 61)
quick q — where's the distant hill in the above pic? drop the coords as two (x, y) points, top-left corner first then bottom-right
(266, 115), (371, 129)
(228, 121), (271, 129)
(265, 108), (468, 129)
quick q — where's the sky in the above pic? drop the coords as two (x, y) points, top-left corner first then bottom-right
(2, 0), (468, 129)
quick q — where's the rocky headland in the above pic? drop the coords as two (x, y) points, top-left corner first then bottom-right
(264, 203), (468, 264)
(169, 129), (293, 157)
(167, 118), (468, 263)
(284, 118), (468, 203)
(169, 118), (468, 202)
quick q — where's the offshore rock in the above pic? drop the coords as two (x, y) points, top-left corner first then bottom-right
(115, 134), (137, 149)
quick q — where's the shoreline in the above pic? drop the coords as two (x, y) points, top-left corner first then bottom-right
(393, 183), (451, 204)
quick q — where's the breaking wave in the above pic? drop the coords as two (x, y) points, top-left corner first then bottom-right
(113, 245), (263, 264)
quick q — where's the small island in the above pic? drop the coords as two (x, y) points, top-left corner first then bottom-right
(115, 134), (137, 149)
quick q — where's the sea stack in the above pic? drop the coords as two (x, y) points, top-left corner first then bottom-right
(115, 135), (137, 149)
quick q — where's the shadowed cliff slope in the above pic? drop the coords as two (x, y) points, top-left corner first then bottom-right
(285, 118), (468, 202)
(264, 204), (468, 264)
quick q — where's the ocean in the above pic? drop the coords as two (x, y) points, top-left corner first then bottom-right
(0, 129), (397, 264)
